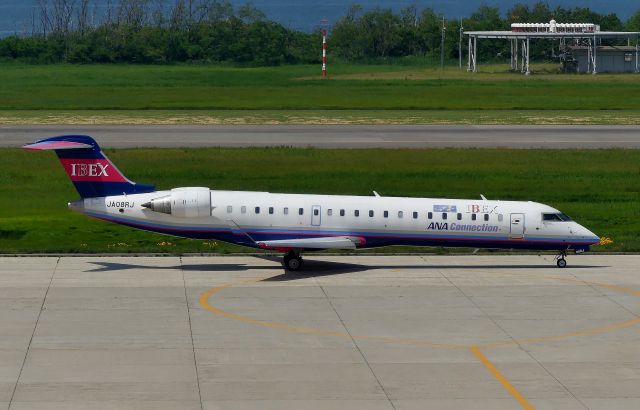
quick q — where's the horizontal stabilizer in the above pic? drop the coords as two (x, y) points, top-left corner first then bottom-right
(23, 140), (93, 150)
(258, 236), (360, 250)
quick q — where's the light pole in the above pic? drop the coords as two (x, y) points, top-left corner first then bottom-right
(459, 19), (463, 69)
(441, 16), (446, 69)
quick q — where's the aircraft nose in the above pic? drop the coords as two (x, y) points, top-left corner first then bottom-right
(577, 224), (599, 244)
(68, 200), (85, 213)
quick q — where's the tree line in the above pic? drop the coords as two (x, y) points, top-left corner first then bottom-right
(0, 0), (319, 64)
(1, 0), (639, 65)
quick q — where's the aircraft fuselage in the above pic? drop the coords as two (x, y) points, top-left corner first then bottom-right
(70, 189), (599, 253)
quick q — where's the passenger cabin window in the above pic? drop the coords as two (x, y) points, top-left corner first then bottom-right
(298, 208), (304, 215)
(269, 207), (274, 215)
(327, 209), (333, 216)
(369, 210), (374, 217)
(498, 214), (503, 222)
(457, 213), (462, 220)
(314, 209), (319, 216)
(442, 213), (447, 220)
(398, 211), (403, 218)
(284, 207), (289, 215)
(484, 214), (489, 221)
(384, 211), (389, 218)
(354, 210), (360, 217)
(340, 209), (345, 216)
(471, 214), (477, 221)
(241, 206), (246, 214)
(255, 207), (260, 214)
(413, 212), (418, 219)
(226, 206), (232, 213)
(428, 212), (433, 219)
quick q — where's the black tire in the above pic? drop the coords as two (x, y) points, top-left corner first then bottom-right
(557, 258), (567, 268)
(286, 256), (302, 271)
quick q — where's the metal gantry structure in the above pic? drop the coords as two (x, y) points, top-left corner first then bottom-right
(465, 29), (640, 75)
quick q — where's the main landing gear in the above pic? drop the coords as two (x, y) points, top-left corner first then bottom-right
(283, 251), (303, 271)
(556, 250), (567, 268)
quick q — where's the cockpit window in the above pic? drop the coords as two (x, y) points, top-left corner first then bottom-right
(543, 213), (572, 222)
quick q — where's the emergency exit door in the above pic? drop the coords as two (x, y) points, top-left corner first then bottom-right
(510, 213), (525, 239)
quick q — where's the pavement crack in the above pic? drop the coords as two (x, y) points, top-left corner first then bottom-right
(180, 256), (204, 410)
(8, 256), (59, 409)
(317, 281), (397, 410)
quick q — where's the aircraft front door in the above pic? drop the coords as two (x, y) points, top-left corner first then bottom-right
(510, 213), (525, 239)
(311, 205), (321, 226)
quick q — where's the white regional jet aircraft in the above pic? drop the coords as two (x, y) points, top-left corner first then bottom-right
(25, 135), (601, 270)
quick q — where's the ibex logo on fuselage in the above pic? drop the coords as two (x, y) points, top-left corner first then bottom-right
(70, 163), (109, 177)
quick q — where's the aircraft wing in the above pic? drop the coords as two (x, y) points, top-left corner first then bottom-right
(257, 236), (361, 250)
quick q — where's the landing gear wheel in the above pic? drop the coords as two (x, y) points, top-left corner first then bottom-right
(556, 258), (567, 268)
(286, 256), (302, 271)
(283, 252), (303, 271)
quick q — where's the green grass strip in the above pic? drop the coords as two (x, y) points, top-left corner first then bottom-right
(1, 63), (640, 111)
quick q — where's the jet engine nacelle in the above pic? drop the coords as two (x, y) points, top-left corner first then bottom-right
(142, 187), (211, 218)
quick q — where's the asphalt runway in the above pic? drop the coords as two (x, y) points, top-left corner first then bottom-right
(2, 125), (640, 148)
(2, 255), (640, 409)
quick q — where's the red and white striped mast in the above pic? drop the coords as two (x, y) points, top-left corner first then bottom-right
(322, 30), (327, 77)
(320, 20), (328, 78)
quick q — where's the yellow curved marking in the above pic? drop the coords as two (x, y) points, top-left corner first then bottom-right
(479, 317), (640, 349)
(471, 346), (535, 410)
(199, 275), (640, 350)
(200, 284), (354, 338)
(199, 283), (464, 349)
(549, 276), (640, 297)
(199, 273), (640, 410)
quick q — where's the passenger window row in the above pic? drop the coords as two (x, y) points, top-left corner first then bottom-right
(225, 206), (501, 222)
(226, 206), (304, 215)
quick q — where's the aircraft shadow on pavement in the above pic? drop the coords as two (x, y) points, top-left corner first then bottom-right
(260, 259), (609, 281)
(85, 261), (275, 273)
(86, 259), (608, 279)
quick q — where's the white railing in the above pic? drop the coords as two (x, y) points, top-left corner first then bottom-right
(511, 22), (600, 33)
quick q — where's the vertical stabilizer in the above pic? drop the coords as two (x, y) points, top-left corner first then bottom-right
(23, 135), (155, 198)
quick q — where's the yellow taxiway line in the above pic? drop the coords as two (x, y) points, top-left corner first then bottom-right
(470, 345), (535, 410)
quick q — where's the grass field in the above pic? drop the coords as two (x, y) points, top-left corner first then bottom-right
(0, 147), (637, 254)
(0, 63), (639, 124)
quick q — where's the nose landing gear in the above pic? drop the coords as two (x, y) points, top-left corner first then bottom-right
(556, 250), (567, 268)
(283, 250), (303, 271)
